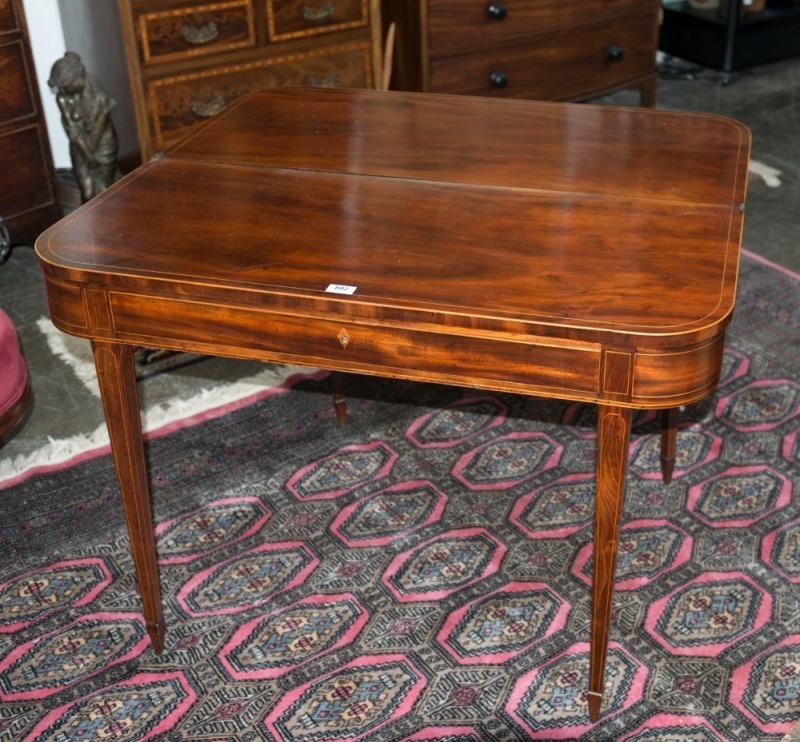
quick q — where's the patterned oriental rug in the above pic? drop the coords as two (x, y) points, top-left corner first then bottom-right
(0, 254), (798, 741)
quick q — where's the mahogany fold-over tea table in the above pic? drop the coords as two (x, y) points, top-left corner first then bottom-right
(36, 87), (749, 721)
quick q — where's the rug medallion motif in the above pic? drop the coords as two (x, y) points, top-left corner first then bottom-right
(0, 558), (113, 633)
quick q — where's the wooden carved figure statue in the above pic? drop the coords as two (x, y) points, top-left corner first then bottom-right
(48, 51), (118, 203)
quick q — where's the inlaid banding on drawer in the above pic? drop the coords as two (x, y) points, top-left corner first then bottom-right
(138, 1), (256, 64)
(108, 293), (601, 397)
(147, 42), (371, 149)
(267, 0), (368, 41)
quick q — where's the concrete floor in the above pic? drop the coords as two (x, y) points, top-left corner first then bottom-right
(1, 56), (798, 464)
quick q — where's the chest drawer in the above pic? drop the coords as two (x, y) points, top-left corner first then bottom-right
(107, 293), (602, 401)
(0, 41), (34, 121)
(137, 1), (256, 65)
(429, 12), (658, 100)
(427, 0), (642, 51)
(147, 41), (372, 150)
(0, 0), (17, 32)
(267, 0), (368, 41)
(0, 126), (54, 216)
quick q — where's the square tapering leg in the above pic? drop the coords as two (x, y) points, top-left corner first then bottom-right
(589, 405), (632, 721)
(92, 341), (165, 653)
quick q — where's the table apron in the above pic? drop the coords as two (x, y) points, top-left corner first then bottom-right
(47, 283), (727, 408)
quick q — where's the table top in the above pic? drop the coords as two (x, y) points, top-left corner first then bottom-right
(37, 87), (750, 347)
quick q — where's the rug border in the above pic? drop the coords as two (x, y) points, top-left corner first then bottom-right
(742, 248), (800, 281)
(0, 368), (327, 490)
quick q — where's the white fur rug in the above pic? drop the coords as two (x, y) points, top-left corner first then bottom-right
(748, 158), (782, 188)
(0, 319), (320, 485)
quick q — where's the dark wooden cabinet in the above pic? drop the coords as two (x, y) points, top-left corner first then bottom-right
(58, 0), (384, 167)
(0, 0), (60, 247)
(384, 0), (661, 105)
(660, 0), (800, 80)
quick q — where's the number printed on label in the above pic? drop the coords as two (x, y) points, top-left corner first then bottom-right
(325, 284), (357, 295)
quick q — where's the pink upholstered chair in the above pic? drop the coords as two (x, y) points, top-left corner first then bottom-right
(0, 308), (31, 445)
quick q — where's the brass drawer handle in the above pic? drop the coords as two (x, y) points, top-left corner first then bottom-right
(191, 95), (227, 117)
(305, 72), (341, 87)
(181, 20), (220, 45)
(303, 2), (336, 23)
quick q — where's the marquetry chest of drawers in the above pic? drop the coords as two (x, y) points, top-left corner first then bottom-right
(58, 0), (383, 167)
(0, 0), (60, 246)
(384, 0), (661, 105)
